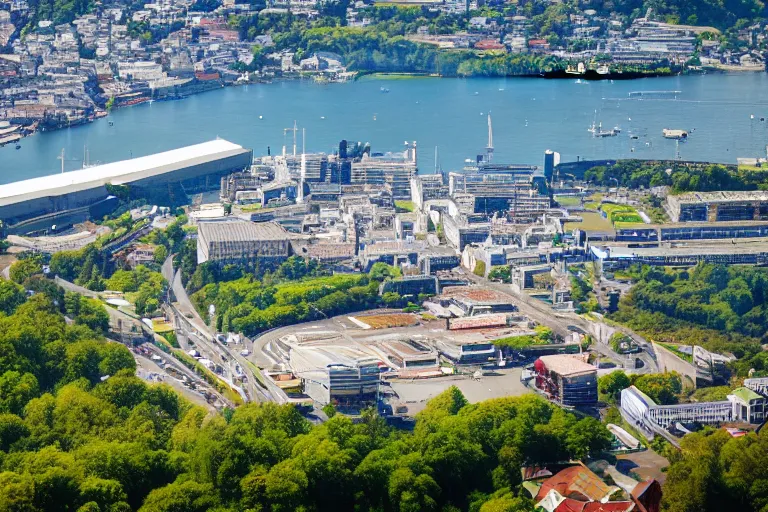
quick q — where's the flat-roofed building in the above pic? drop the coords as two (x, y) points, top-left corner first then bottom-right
(0, 139), (252, 234)
(377, 338), (439, 370)
(438, 285), (517, 316)
(281, 334), (382, 406)
(197, 219), (291, 264)
(534, 354), (597, 406)
(667, 191), (768, 223)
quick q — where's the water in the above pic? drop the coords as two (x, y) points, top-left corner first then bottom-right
(3, 73), (768, 184)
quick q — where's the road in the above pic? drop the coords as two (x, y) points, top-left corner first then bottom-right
(54, 275), (233, 408)
(462, 272), (658, 373)
(163, 255), (268, 403)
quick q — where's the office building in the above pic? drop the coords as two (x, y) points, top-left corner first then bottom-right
(533, 355), (598, 406)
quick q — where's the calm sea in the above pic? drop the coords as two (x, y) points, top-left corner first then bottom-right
(2, 73), (768, 183)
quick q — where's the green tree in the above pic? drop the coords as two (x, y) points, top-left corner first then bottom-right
(9, 258), (42, 284)
(598, 370), (631, 403)
(0, 281), (26, 315)
(138, 481), (219, 512)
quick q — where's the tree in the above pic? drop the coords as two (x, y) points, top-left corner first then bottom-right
(0, 413), (29, 451)
(633, 372), (682, 405)
(0, 371), (39, 415)
(0, 472), (35, 512)
(9, 258), (42, 284)
(0, 281), (26, 315)
(138, 481), (219, 512)
(598, 370), (631, 403)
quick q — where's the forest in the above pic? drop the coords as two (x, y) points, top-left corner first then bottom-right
(582, 161), (765, 193)
(0, 281), (617, 511)
(609, 263), (768, 376)
(189, 258), (416, 336)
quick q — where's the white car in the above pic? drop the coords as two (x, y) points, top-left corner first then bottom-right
(240, 349), (250, 357)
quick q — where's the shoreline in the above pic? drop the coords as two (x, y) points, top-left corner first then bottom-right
(5, 66), (763, 146)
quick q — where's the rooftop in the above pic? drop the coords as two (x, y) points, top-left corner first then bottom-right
(441, 285), (516, 306)
(198, 219), (288, 243)
(538, 354), (596, 377)
(0, 139), (248, 207)
(670, 190), (768, 204)
(536, 465), (616, 503)
(729, 386), (764, 403)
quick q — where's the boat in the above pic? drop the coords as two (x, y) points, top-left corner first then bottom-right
(596, 64), (610, 75)
(380, 87), (389, 93)
(588, 121), (619, 137)
(662, 128), (688, 140)
(15, 144), (21, 149)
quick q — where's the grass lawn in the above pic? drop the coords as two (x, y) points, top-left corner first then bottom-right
(555, 195), (582, 207)
(564, 212), (614, 232)
(395, 200), (415, 212)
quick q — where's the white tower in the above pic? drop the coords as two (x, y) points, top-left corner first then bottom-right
(486, 113), (494, 163)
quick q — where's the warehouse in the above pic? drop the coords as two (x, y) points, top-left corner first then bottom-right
(667, 191), (768, 223)
(197, 219), (291, 265)
(0, 139), (252, 234)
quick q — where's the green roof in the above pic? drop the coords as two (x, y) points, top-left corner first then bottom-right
(730, 387), (763, 403)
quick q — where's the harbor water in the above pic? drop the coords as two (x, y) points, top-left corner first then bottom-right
(3, 73), (768, 184)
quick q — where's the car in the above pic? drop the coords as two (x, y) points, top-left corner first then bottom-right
(240, 349), (250, 356)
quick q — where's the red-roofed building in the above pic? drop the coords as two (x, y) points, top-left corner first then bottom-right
(535, 466), (616, 503)
(528, 38), (550, 50)
(475, 39), (506, 51)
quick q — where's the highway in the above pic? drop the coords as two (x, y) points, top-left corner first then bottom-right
(162, 255), (269, 403)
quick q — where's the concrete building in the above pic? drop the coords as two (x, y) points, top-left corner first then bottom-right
(620, 385), (732, 429)
(728, 387), (766, 424)
(591, 242), (768, 269)
(533, 355), (598, 407)
(351, 143), (418, 199)
(615, 221), (768, 243)
(0, 139), (252, 235)
(745, 376), (768, 396)
(377, 338), (439, 371)
(280, 334), (382, 406)
(667, 191), (768, 223)
(437, 286), (517, 316)
(197, 219), (291, 264)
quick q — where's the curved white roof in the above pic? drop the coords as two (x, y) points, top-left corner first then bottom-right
(0, 139), (249, 207)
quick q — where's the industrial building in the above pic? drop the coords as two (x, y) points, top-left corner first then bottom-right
(437, 286), (518, 317)
(615, 221), (768, 243)
(279, 333), (382, 406)
(667, 191), (768, 223)
(196, 219), (291, 265)
(435, 339), (497, 365)
(533, 355), (598, 407)
(0, 139), (252, 235)
(591, 242), (768, 269)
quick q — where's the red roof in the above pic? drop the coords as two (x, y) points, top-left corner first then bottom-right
(528, 39), (550, 46)
(195, 72), (220, 81)
(475, 39), (505, 50)
(536, 466), (613, 502)
(631, 479), (662, 512)
(554, 498), (634, 512)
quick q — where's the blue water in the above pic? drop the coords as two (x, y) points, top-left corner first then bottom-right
(3, 73), (768, 184)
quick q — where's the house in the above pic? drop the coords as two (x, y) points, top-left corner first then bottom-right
(126, 243), (157, 267)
